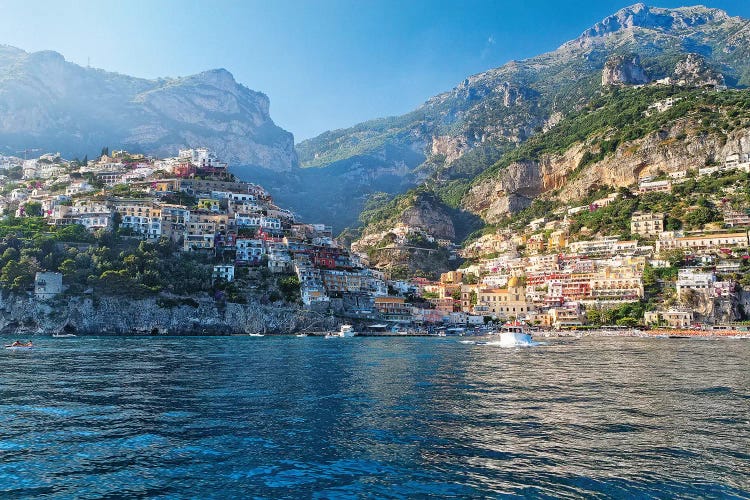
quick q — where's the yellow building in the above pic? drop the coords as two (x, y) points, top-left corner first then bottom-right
(475, 277), (530, 319)
(440, 271), (463, 284)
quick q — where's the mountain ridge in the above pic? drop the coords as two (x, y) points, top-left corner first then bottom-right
(285, 3), (750, 235)
(0, 45), (298, 171)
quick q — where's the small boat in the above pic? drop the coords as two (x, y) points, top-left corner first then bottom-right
(52, 333), (76, 338)
(5, 342), (34, 350)
(492, 323), (536, 347)
(295, 333), (308, 337)
(248, 333), (265, 337)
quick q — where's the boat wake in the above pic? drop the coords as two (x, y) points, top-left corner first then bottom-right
(458, 339), (545, 347)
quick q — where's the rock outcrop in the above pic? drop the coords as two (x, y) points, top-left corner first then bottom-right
(399, 196), (456, 241)
(464, 121), (750, 224)
(673, 53), (725, 87)
(602, 54), (649, 86)
(0, 46), (298, 171)
(0, 294), (335, 335)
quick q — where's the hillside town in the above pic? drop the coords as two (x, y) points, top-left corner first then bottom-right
(436, 151), (750, 330)
(0, 148), (389, 316)
(2, 148), (750, 331)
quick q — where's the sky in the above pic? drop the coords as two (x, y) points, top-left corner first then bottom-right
(1, 0), (749, 142)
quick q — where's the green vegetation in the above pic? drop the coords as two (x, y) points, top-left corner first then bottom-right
(0, 217), (220, 300)
(278, 275), (301, 302)
(476, 87), (750, 185)
(585, 302), (646, 327)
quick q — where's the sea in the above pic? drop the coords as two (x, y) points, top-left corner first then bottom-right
(1, 335), (748, 499)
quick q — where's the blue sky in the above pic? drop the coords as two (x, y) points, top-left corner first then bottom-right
(1, 0), (749, 141)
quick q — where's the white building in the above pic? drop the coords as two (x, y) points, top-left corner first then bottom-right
(236, 238), (265, 264)
(212, 264), (235, 282)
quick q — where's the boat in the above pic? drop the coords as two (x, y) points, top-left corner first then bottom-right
(326, 324), (357, 338)
(295, 333), (308, 337)
(52, 333), (76, 338)
(4, 341), (34, 350)
(492, 322), (536, 347)
(248, 333), (265, 337)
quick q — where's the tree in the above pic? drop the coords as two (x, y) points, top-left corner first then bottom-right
(586, 308), (602, 326)
(662, 249), (686, 267)
(279, 275), (301, 302)
(463, 273), (479, 285)
(24, 202), (43, 217)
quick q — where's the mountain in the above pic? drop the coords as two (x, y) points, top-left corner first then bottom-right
(288, 3), (750, 233)
(0, 45), (297, 170)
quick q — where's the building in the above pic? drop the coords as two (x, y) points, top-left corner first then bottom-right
(475, 277), (530, 320)
(268, 251), (292, 273)
(656, 232), (749, 253)
(212, 264), (235, 283)
(638, 180), (672, 194)
(644, 309), (693, 328)
(440, 271), (463, 284)
(374, 296), (412, 322)
(113, 201), (163, 239)
(35, 272), (63, 299)
(722, 206), (750, 228)
(66, 181), (94, 196)
(236, 238), (265, 264)
(48, 203), (112, 231)
(548, 304), (585, 329)
(631, 212), (664, 238)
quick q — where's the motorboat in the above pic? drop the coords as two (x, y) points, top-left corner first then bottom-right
(295, 333), (308, 337)
(248, 333), (265, 337)
(326, 325), (356, 338)
(492, 323), (536, 347)
(52, 333), (76, 338)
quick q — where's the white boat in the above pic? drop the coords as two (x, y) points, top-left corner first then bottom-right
(295, 333), (308, 337)
(52, 333), (76, 338)
(339, 324), (356, 337)
(326, 325), (357, 338)
(492, 323), (536, 347)
(248, 333), (265, 337)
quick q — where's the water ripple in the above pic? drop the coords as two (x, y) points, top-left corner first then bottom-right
(1, 335), (748, 498)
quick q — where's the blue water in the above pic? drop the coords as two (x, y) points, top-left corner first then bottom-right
(1, 336), (749, 498)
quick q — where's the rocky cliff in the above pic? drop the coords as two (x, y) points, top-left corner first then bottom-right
(0, 294), (335, 335)
(351, 191), (460, 277)
(464, 115), (750, 224)
(602, 54), (649, 86)
(673, 53), (725, 87)
(0, 46), (297, 171)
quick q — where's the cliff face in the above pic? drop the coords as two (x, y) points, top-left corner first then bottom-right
(673, 53), (725, 87)
(464, 121), (750, 224)
(0, 46), (298, 171)
(602, 54), (649, 86)
(351, 192), (459, 278)
(0, 294), (334, 335)
(399, 196), (456, 241)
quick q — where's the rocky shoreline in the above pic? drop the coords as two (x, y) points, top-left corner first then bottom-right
(0, 293), (340, 336)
